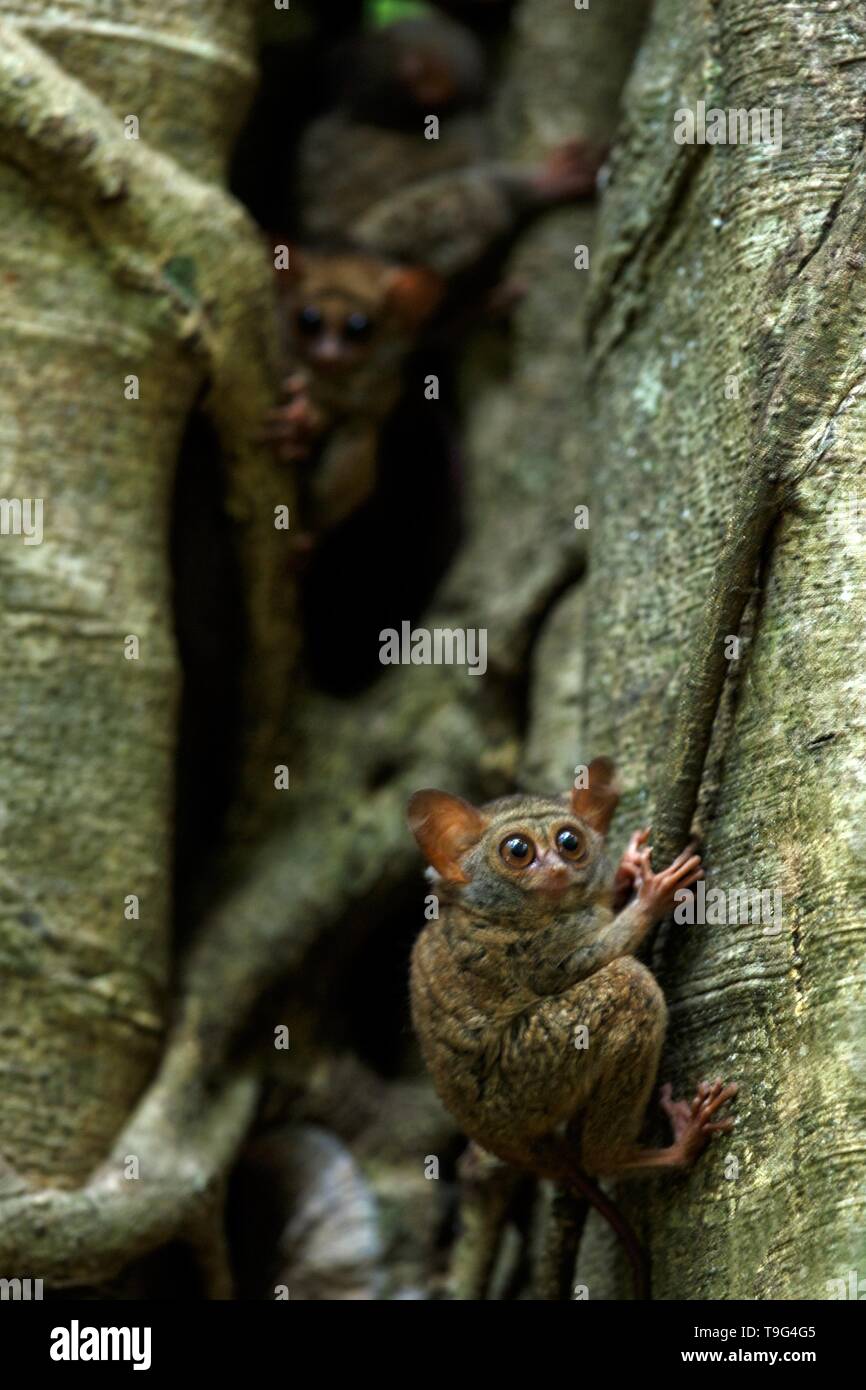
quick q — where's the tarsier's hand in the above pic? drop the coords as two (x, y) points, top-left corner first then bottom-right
(612, 826), (651, 910)
(633, 841), (703, 924)
(261, 373), (327, 463)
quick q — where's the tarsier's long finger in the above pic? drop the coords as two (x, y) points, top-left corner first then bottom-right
(676, 867), (705, 892)
(702, 1118), (735, 1135)
(699, 1078), (725, 1102)
(627, 826), (652, 854)
(699, 1082), (738, 1120)
(692, 1081), (711, 1112)
(664, 853), (702, 882)
(637, 846), (654, 878)
(668, 841), (699, 871)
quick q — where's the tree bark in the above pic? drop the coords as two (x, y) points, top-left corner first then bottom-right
(2, 0), (862, 1301)
(0, 0), (290, 1283)
(580, 0), (866, 1298)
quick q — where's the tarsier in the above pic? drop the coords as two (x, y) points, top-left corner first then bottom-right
(299, 15), (604, 274)
(408, 759), (737, 1295)
(265, 15), (604, 544)
(263, 248), (443, 542)
(297, 14), (490, 248)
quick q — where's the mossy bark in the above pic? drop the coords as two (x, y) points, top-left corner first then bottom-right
(575, 0), (866, 1298)
(3, 0), (861, 1300)
(0, 0), (288, 1280)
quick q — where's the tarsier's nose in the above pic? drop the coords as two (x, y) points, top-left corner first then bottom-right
(531, 852), (571, 896)
(312, 336), (345, 367)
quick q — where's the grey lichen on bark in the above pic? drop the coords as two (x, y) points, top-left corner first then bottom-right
(581, 0), (866, 1298)
(0, 0), (289, 1282)
(3, 0), (861, 1301)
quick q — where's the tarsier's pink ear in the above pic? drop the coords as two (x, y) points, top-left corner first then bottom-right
(570, 757), (620, 836)
(386, 266), (445, 327)
(407, 790), (486, 884)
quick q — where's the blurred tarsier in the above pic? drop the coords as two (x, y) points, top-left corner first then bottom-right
(263, 249), (444, 546)
(263, 13), (605, 548)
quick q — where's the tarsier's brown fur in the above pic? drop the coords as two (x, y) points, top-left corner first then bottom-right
(263, 16), (604, 547)
(408, 759), (736, 1289)
(263, 250), (443, 538)
(298, 16), (602, 273)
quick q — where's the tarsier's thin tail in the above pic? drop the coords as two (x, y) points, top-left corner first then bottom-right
(567, 1169), (649, 1301)
(496, 1136), (650, 1300)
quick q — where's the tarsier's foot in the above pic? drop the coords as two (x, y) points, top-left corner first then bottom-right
(660, 1079), (738, 1165)
(635, 841), (703, 921)
(534, 139), (608, 202)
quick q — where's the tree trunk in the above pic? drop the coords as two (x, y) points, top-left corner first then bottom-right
(580, 0), (866, 1298)
(0, 0), (289, 1286)
(1, 0), (863, 1301)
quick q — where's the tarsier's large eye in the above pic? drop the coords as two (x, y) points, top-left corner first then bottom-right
(555, 826), (586, 861)
(500, 834), (535, 869)
(297, 306), (323, 336)
(344, 312), (373, 342)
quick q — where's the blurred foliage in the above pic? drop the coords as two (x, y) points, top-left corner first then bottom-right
(367, 0), (433, 27)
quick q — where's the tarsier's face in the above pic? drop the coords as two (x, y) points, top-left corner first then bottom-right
(287, 254), (443, 375)
(457, 798), (609, 922)
(408, 759), (619, 927)
(380, 18), (485, 114)
(293, 293), (378, 374)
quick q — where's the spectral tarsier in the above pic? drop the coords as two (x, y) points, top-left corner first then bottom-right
(298, 15), (604, 275)
(263, 16), (604, 544)
(262, 248), (443, 542)
(408, 760), (737, 1290)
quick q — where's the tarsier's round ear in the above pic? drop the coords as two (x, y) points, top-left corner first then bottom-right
(385, 266), (446, 327)
(407, 790), (486, 884)
(570, 757), (620, 836)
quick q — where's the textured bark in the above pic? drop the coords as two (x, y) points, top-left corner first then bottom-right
(0, 0), (288, 1278)
(577, 0), (866, 1298)
(4, 0), (860, 1301)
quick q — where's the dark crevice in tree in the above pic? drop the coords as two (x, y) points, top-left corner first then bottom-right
(171, 407), (247, 942)
(301, 359), (462, 696)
